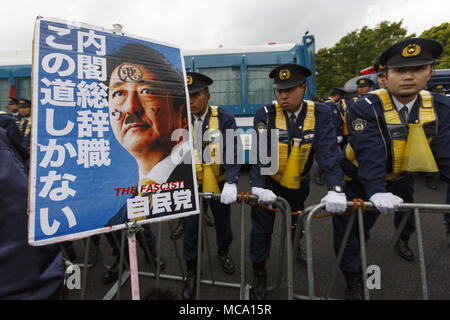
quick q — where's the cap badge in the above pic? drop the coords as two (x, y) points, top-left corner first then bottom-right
(402, 44), (421, 58)
(187, 75), (193, 86)
(279, 69), (291, 80)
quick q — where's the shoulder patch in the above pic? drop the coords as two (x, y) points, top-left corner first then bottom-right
(352, 118), (367, 134)
(255, 121), (267, 133)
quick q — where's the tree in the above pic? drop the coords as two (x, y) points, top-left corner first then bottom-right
(315, 21), (413, 98)
(420, 22), (450, 69)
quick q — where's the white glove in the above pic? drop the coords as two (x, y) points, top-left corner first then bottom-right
(252, 187), (277, 204)
(220, 183), (237, 204)
(369, 192), (404, 215)
(337, 136), (343, 144)
(321, 191), (347, 213)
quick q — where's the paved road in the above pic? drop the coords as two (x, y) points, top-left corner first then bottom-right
(66, 165), (450, 300)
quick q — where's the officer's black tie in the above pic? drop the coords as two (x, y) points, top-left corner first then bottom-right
(399, 106), (409, 124)
(192, 116), (203, 124)
(288, 113), (296, 148)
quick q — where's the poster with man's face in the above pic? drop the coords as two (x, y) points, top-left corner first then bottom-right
(28, 17), (199, 246)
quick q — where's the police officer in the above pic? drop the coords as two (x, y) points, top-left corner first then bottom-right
(421, 82), (447, 190)
(17, 99), (32, 151)
(0, 125), (64, 299)
(325, 87), (349, 146)
(335, 38), (450, 299)
(6, 97), (22, 127)
(249, 63), (347, 300)
(426, 82), (450, 236)
(313, 88), (348, 186)
(375, 57), (421, 242)
(355, 77), (374, 99)
(182, 72), (241, 300)
(0, 109), (23, 145)
(373, 59), (387, 89)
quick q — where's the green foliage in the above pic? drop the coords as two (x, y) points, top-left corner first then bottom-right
(420, 22), (450, 69)
(315, 21), (414, 97)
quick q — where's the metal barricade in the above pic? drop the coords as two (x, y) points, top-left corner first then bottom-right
(76, 192), (295, 300)
(294, 201), (450, 300)
(61, 235), (116, 300)
(184, 192), (294, 300)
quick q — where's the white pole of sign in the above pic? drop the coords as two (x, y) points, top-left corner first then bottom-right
(128, 231), (140, 300)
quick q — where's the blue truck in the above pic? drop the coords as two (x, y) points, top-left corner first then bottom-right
(183, 35), (317, 162)
(0, 34), (317, 163)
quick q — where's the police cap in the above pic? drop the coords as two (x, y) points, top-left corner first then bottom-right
(8, 97), (19, 105)
(427, 83), (447, 93)
(374, 58), (386, 75)
(330, 87), (347, 96)
(269, 63), (311, 89)
(356, 77), (374, 88)
(316, 97), (326, 103)
(186, 72), (213, 94)
(380, 38), (443, 69)
(18, 99), (31, 108)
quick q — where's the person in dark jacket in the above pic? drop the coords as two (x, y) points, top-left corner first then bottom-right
(0, 110), (23, 145)
(0, 127), (64, 299)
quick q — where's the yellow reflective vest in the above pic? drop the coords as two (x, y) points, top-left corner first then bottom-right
(270, 100), (316, 186)
(193, 106), (225, 185)
(345, 89), (437, 180)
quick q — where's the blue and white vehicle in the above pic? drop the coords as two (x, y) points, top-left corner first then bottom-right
(0, 35), (317, 163)
(0, 50), (33, 107)
(184, 34), (316, 162)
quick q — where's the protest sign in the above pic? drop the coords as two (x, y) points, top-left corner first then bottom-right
(28, 17), (199, 245)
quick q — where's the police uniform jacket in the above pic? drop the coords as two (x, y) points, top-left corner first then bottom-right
(0, 112), (23, 145)
(195, 106), (241, 184)
(324, 100), (344, 137)
(0, 127), (63, 299)
(19, 116), (31, 151)
(341, 90), (450, 202)
(10, 112), (22, 128)
(249, 101), (344, 188)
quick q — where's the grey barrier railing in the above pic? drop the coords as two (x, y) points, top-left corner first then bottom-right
(293, 201), (450, 300)
(72, 192), (295, 300)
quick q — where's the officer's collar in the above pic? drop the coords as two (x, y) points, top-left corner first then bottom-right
(192, 106), (209, 122)
(285, 102), (303, 120)
(391, 94), (418, 114)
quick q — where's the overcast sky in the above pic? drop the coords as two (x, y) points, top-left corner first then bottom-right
(2, 0), (449, 52)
